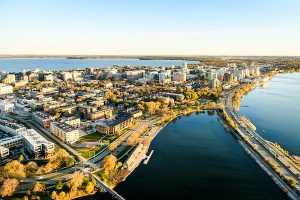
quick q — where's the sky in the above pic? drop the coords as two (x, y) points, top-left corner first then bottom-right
(0, 0), (300, 56)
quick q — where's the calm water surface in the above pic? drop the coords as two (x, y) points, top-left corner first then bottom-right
(239, 73), (300, 155)
(115, 112), (288, 200)
(0, 58), (198, 72)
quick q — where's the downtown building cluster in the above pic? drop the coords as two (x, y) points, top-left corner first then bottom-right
(0, 61), (265, 161)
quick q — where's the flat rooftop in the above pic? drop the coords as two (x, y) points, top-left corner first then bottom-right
(0, 119), (26, 131)
(22, 129), (54, 147)
(33, 111), (51, 119)
(97, 112), (132, 127)
(52, 122), (77, 132)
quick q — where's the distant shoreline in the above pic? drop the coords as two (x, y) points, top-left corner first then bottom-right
(0, 55), (299, 60)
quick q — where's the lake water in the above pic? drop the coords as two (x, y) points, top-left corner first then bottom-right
(0, 58), (198, 72)
(239, 73), (300, 156)
(115, 112), (288, 200)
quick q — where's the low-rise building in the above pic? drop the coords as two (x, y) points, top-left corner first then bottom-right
(32, 111), (52, 128)
(60, 105), (77, 115)
(50, 122), (79, 143)
(96, 113), (133, 135)
(21, 129), (55, 159)
(89, 108), (113, 121)
(0, 84), (13, 95)
(131, 110), (143, 118)
(60, 117), (81, 128)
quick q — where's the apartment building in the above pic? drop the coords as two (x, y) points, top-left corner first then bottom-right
(0, 135), (23, 149)
(50, 122), (79, 143)
(0, 119), (27, 135)
(89, 108), (113, 121)
(96, 113), (133, 135)
(32, 111), (52, 128)
(21, 129), (55, 159)
(60, 116), (81, 128)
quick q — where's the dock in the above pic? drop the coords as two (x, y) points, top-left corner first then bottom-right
(143, 150), (154, 165)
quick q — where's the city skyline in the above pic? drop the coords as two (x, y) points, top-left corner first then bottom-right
(1, 0), (300, 56)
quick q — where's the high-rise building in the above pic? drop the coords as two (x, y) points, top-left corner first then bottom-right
(209, 79), (221, 89)
(158, 70), (171, 85)
(173, 72), (187, 82)
(224, 73), (233, 83)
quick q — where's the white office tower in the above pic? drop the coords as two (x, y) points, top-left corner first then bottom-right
(206, 71), (218, 80)
(158, 70), (171, 85)
(173, 72), (187, 82)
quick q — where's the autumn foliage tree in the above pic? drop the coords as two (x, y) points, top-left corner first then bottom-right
(0, 178), (19, 197)
(32, 182), (46, 193)
(37, 149), (74, 174)
(3, 160), (26, 178)
(103, 155), (117, 175)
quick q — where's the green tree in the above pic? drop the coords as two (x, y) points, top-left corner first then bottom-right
(56, 180), (64, 190)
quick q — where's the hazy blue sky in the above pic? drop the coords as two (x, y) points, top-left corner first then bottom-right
(1, 0), (300, 55)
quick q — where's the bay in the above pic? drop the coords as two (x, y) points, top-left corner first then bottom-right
(239, 73), (300, 155)
(114, 112), (288, 200)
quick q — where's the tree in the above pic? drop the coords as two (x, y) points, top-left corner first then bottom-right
(108, 142), (118, 151)
(67, 171), (84, 189)
(18, 155), (25, 163)
(26, 161), (38, 174)
(177, 87), (184, 93)
(56, 180), (64, 190)
(0, 178), (19, 197)
(90, 177), (97, 186)
(32, 182), (45, 193)
(114, 162), (122, 170)
(85, 182), (95, 193)
(59, 191), (66, 199)
(51, 191), (58, 200)
(3, 160), (26, 178)
(22, 196), (29, 200)
(136, 103), (145, 110)
(288, 178), (297, 186)
(216, 102), (225, 110)
(103, 155), (117, 174)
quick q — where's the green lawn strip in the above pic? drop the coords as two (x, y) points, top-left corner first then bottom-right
(79, 132), (104, 142)
(76, 145), (106, 159)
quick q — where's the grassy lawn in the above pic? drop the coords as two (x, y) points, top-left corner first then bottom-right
(79, 132), (105, 142)
(76, 145), (106, 159)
